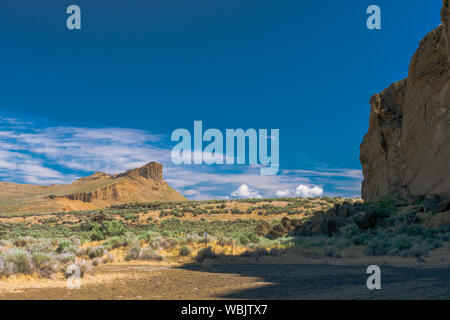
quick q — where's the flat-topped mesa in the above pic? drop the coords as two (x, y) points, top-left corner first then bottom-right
(118, 162), (163, 182)
(76, 171), (111, 182)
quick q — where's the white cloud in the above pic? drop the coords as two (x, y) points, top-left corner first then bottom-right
(183, 189), (199, 196)
(0, 122), (168, 185)
(231, 184), (262, 199)
(0, 116), (362, 199)
(275, 189), (291, 197)
(295, 185), (323, 198)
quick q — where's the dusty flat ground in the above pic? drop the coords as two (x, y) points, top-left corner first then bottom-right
(1, 257), (450, 300)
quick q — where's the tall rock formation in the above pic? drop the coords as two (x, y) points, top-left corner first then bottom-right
(360, 0), (450, 201)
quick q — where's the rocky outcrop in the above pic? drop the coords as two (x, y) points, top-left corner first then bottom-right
(117, 162), (163, 182)
(360, 0), (450, 201)
(46, 161), (182, 205)
(58, 183), (126, 202)
(258, 197), (450, 239)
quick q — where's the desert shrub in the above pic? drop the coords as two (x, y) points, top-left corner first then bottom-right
(65, 259), (92, 278)
(101, 220), (126, 237)
(4, 248), (33, 274)
(89, 220), (126, 241)
(185, 233), (201, 244)
(56, 240), (72, 253)
(31, 252), (52, 269)
(140, 248), (163, 261)
(0, 256), (15, 277)
(216, 236), (234, 247)
(87, 246), (105, 259)
(322, 196), (333, 203)
(401, 243), (429, 258)
(239, 233), (260, 246)
(425, 238), (443, 250)
(124, 213), (138, 221)
(14, 236), (37, 247)
(92, 257), (101, 266)
(371, 199), (397, 222)
(138, 231), (158, 242)
(179, 245), (191, 257)
(340, 223), (360, 240)
(102, 253), (115, 264)
(125, 242), (141, 261)
(57, 253), (76, 264)
(393, 235), (413, 252)
(104, 236), (131, 249)
(196, 246), (218, 262)
(149, 237), (176, 250)
(364, 237), (392, 256)
(32, 252), (58, 278)
(27, 239), (53, 253)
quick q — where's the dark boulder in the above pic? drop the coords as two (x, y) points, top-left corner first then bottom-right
(347, 210), (378, 230)
(422, 195), (443, 212)
(336, 202), (361, 218)
(267, 224), (286, 239)
(255, 221), (271, 236)
(320, 216), (347, 236)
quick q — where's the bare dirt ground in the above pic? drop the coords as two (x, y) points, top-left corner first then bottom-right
(1, 255), (449, 300)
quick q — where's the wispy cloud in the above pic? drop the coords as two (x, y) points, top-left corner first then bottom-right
(0, 116), (363, 199)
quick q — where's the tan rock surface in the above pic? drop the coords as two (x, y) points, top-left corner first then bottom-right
(360, 0), (450, 201)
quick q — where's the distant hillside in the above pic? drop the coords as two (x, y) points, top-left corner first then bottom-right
(0, 162), (186, 215)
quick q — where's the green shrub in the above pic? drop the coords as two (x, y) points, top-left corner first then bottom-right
(196, 246), (218, 262)
(87, 246), (105, 259)
(364, 237), (392, 256)
(340, 223), (360, 240)
(140, 248), (163, 261)
(179, 245), (191, 256)
(56, 240), (72, 253)
(89, 220), (126, 241)
(239, 233), (260, 246)
(104, 236), (131, 249)
(393, 235), (413, 252)
(101, 220), (125, 237)
(31, 252), (53, 269)
(125, 242), (141, 261)
(57, 253), (76, 264)
(6, 248), (33, 274)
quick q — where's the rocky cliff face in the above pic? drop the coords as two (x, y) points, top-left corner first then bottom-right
(57, 184), (127, 202)
(37, 162), (186, 212)
(117, 161), (163, 181)
(360, 0), (450, 201)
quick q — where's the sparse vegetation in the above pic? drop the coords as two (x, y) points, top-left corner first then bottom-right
(0, 196), (448, 278)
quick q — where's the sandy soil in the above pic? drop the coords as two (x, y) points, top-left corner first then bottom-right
(1, 252), (449, 300)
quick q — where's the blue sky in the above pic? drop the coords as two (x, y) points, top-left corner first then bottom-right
(0, 0), (443, 199)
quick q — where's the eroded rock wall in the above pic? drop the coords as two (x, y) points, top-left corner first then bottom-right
(360, 0), (450, 201)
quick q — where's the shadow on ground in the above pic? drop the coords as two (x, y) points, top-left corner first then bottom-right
(178, 261), (450, 299)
